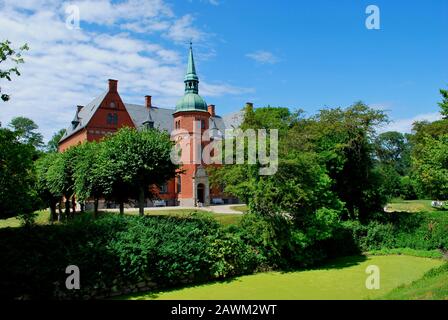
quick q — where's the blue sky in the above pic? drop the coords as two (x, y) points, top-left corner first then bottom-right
(0, 0), (447, 139)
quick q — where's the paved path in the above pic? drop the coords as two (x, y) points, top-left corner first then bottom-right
(103, 204), (245, 215)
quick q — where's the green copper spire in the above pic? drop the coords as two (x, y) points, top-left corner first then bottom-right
(176, 43), (208, 112)
(184, 43), (199, 93)
(185, 42), (198, 82)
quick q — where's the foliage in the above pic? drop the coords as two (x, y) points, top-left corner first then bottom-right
(343, 210), (448, 252)
(374, 131), (411, 175)
(399, 176), (418, 200)
(367, 248), (442, 259)
(46, 129), (66, 153)
(212, 102), (388, 222)
(302, 102), (388, 220)
(45, 147), (79, 217)
(0, 128), (40, 222)
(376, 164), (402, 199)
(412, 134), (448, 200)
(8, 116), (44, 149)
(0, 40), (29, 102)
(72, 141), (105, 216)
(438, 87), (448, 119)
(35, 153), (63, 221)
(0, 213), (259, 299)
(98, 127), (178, 214)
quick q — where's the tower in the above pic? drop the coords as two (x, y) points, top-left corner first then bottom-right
(173, 44), (211, 207)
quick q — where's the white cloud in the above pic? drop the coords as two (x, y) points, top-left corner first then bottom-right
(0, 0), (250, 141)
(205, 0), (220, 5)
(165, 14), (205, 43)
(379, 112), (442, 133)
(67, 0), (174, 25)
(246, 50), (279, 64)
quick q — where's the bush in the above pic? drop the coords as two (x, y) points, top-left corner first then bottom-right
(236, 211), (354, 269)
(343, 211), (448, 252)
(0, 213), (259, 299)
(400, 176), (418, 200)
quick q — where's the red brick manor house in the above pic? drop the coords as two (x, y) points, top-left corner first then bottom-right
(58, 45), (241, 208)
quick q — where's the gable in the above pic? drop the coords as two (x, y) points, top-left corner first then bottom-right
(87, 89), (135, 135)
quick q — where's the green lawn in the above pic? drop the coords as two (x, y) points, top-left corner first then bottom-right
(382, 263), (448, 300)
(386, 199), (442, 213)
(0, 210), (50, 228)
(231, 205), (248, 213)
(125, 255), (443, 300)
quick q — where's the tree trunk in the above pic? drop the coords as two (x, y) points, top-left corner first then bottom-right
(49, 201), (57, 223)
(72, 196), (76, 216)
(94, 198), (99, 218)
(58, 201), (63, 222)
(80, 202), (85, 213)
(138, 186), (145, 216)
(119, 201), (124, 215)
(64, 198), (71, 220)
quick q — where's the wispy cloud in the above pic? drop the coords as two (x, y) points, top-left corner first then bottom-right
(246, 50), (279, 64)
(379, 112), (442, 133)
(0, 0), (250, 141)
(206, 0), (220, 5)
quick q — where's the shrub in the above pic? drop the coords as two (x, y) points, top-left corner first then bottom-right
(0, 213), (263, 299)
(343, 211), (448, 252)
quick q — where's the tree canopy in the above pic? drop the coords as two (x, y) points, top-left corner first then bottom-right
(0, 40), (29, 102)
(8, 116), (44, 149)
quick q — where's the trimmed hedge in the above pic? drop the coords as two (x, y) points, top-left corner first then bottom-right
(0, 213), (260, 299)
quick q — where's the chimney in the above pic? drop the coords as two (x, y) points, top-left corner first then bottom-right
(145, 95), (152, 108)
(108, 79), (118, 92)
(208, 104), (215, 117)
(77, 105), (84, 113)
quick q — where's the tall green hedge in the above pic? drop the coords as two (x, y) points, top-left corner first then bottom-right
(0, 213), (260, 299)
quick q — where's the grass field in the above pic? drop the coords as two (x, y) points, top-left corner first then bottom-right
(231, 205), (248, 213)
(125, 255), (443, 300)
(382, 263), (448, 300)
(0, 210), (50, 228)
(385, 199), (443, 213)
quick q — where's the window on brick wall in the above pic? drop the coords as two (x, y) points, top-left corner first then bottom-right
(177, 176), (181, 193)
(107, 113), (118, 125)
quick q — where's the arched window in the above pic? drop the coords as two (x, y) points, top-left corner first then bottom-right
(177, 176), (182, 193)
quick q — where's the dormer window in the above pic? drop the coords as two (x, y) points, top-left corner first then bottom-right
(71, 120), (79, 130)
